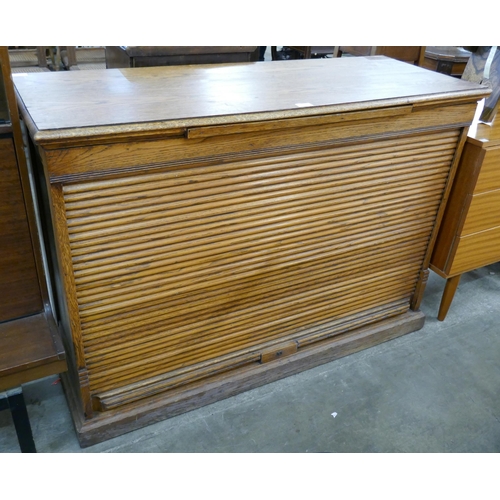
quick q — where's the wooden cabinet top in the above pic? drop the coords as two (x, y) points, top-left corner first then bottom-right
(14, 56), (489, 145)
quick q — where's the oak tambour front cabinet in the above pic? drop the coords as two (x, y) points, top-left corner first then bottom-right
(14, 57), (488, 445)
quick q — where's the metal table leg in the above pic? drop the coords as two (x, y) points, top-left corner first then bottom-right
(0, 388), (37, 453)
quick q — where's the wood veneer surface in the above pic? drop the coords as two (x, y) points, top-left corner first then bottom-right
(58, 129), (459, 407)
(14, 56), (489, 443)
(450, 226), (500, 275)
(0, 313), (66, 391)
(13, 57), (487, 135)
(431, 114), (500, 277)
(474, 147), (500, 193)
(0, 138), (43, 321)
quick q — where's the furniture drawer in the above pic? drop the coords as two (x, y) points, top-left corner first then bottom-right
(474, 146), (500, 193)
(461, 188), (500, 236)
(450, 225), (500, 275)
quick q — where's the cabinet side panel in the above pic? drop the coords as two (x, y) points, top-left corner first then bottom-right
(430, 141), (484, 274)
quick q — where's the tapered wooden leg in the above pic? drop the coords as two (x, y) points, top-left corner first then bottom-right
(438, 275), (462, 321)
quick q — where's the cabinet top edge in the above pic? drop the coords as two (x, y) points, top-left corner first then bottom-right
(13, 57), (490, 145)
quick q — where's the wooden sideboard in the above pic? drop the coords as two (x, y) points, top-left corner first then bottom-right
(105, 46), (259, 68)
(14, 57), (488, 446)
(430, 108), (500, 320)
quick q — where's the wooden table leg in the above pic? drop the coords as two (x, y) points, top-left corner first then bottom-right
(0, 388), (37, 453)
(438, 274), (462, 321)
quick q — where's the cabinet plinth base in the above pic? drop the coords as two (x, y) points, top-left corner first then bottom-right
(65, 309), (424, 448)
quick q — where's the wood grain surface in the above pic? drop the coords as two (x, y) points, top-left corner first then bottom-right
(13, 57), (488, 135)
(0, 138), (43, 321)
(0, 313), (66, 391)
(15, 55), (489, 443)
(51, 129), (460, 406)
(429, 112), (500, 319)
(73, 310), (425, 447)
(450, 226), (500, 275)
(461, 189), (500, 235)
(473, 147), (500, 192)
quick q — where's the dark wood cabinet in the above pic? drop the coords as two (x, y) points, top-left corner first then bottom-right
(0, 47), (66, 448)
(14, 56), (488, 446)
(105, 46), (259, 69)
(0, 137), (43, 321)
(0, 48), (45, 325)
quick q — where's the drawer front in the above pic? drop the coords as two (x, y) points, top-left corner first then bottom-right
(55, 129), (460, 410)
(450, 225), (500, 275)
(461, 188), (500, 236)
(474, 146), (500, 194)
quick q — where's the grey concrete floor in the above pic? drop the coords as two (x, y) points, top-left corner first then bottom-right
(1, 262), (499, 453)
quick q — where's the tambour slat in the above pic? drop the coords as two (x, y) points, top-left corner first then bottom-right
(67, 167), (446, 263)
(98, 300), (412, 409)
(110, 297), (408, 391)
(81, 246), (426, 349)
(79, 227), (430, 320)
(61, 147), (450, 225)
(64, 160), (450, 230)
(61, 130), (460, 197)
(87, 273), (414, 370)
(72, 207), (440, 302)
(80, 240), (429, 341)
(81, 263), (414, 356)
(88, 292), (415, 392)
(71, 210), (442, 290)
(76, 218), (437, 320)
(74, 196), (443, 292)
(69, 188), (445, 256)
(88, 281), (416, 392)
(71, 179), (447, 281)
(63, 149), (454, 217)
(58, 129), (459, 401)
(67, 174), (447, 245)
(80, 269), (424, 364)
(94, 297), (409, 390)
(74, 222), (436, 326)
